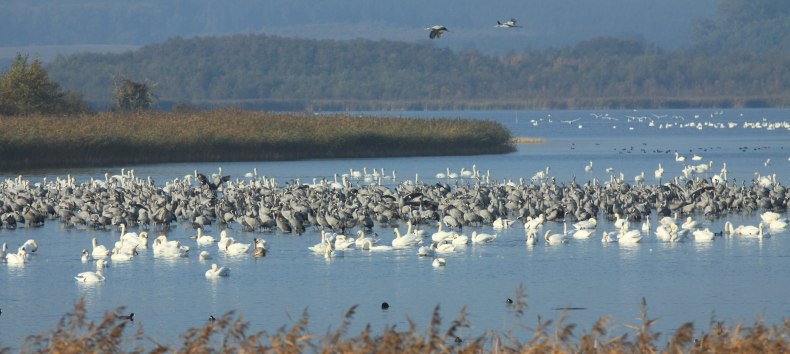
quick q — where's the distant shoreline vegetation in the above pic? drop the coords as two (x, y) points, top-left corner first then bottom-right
(145, 95), (785, 112)
(0, 110), (515, 171)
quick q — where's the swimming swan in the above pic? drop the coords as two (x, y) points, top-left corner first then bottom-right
(75, 270), (105, 283)
(18, 239), (38, 254)
(91, 238), (111, 258)
(544, 229), (569, 245)
(471, 231), (496, 244)
(572, 218), (597, 230)
(205, 263), (230, 278)
(193, 228), (217, 245)
(6, 249), (27, 264)
(693, 228), (715, 241)
(392, 228), (421, 248)
(360, 239), (392, 251)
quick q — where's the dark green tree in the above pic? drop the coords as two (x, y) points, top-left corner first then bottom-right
(0, 53), (90, 115)
(112, 75), (157, 111)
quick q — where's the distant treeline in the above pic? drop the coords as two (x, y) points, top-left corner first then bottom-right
(46, 36), (789, 110)
(6, 0), (782, 111)
(0, 110), (513, 170)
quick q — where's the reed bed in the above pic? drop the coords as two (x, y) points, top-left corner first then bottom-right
(11, 287), (790, 354)
(0, 109), (514, 170)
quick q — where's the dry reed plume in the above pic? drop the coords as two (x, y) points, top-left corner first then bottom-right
(9, 285), (790, 353)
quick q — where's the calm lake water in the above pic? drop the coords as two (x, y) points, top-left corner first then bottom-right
(1, 108), (789, 350)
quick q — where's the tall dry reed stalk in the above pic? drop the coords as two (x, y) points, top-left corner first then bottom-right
(13, 288), (790, 353)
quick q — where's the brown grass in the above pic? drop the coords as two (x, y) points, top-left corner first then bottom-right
(11, 288), (790, 354)
(510, 137), (545, 144)
(0, 109), (514, 170)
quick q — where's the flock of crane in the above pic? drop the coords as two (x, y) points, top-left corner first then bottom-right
(426, 18), (521, 39)
(0, 156), (787, 283)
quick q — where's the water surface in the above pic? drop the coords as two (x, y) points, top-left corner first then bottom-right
(1, 108), (789, 350)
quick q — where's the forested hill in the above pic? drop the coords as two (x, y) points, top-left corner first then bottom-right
(46, 32), (790, 110)
(0, 0), (714, 53)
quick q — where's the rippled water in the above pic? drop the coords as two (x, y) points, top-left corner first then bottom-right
(1, 108), (789, 350)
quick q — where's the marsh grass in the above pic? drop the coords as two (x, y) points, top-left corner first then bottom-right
(12, 287), (790, 354)
(0, 109), (514, 170)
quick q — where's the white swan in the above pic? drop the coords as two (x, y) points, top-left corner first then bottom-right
(524, 214), (545, 231)
(18, 239), (38, 254)
(75, 270), (105, 283)
(354, 230), (379, 248)
(768, 219), (787, 231)
(641, 215), (651, 233)
(725, 221), (761, 236)
(693, 228), (715, 241)
(544, 229), (569, 245)
(91, 238), (111, 258)
(224, 241), (251, 256)
(433, 241), (456, 254)
(617, 222), (643, 244)
(205, 263), (230, 278)
(526, 230), (538, 245)
(471, 231), (496, 244)
(681, 216), (703, 230)
(193, 228), (216, 245)
(655, 223), (677, 242)
(1, 243), (6, 261)
(95, 259), (109, 269)
(112, 237), (137, 257)
(334, 234), (355, 250)
(675, 152), (685, 162)
(6, 249), (27, 264)
(492, 217), (514, 230)
(654, 163), (664, 180)
(417, 244), (435, 257)
(431, 222), (456, 242)
(572, 228), (594, 239)
(691, 154), (702, 161)
(406, 220), (426, 238)
(217, 230), (234, 251)
(392, 227), (421, 248)
(360, 239), (392, 251)
(309, 230), (332, 253)
(450, 233), (469, 246)
(760, 211), (783, 224)
(573, 217), (597, 230)
(432, 257), (446, 267)
(111, 247), (136, 261)
(153, 235), (189, 258)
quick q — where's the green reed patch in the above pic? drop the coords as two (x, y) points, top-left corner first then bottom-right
(0, 110), (515, 170)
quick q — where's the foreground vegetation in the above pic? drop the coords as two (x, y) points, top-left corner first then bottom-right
(0, 109), (514, 170)
(10, 289), (790, 353)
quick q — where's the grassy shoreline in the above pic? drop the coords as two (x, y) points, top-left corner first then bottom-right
(0, 109), (516, 171)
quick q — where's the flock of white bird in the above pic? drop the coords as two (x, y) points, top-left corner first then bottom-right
(2, 196), (786, 283)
